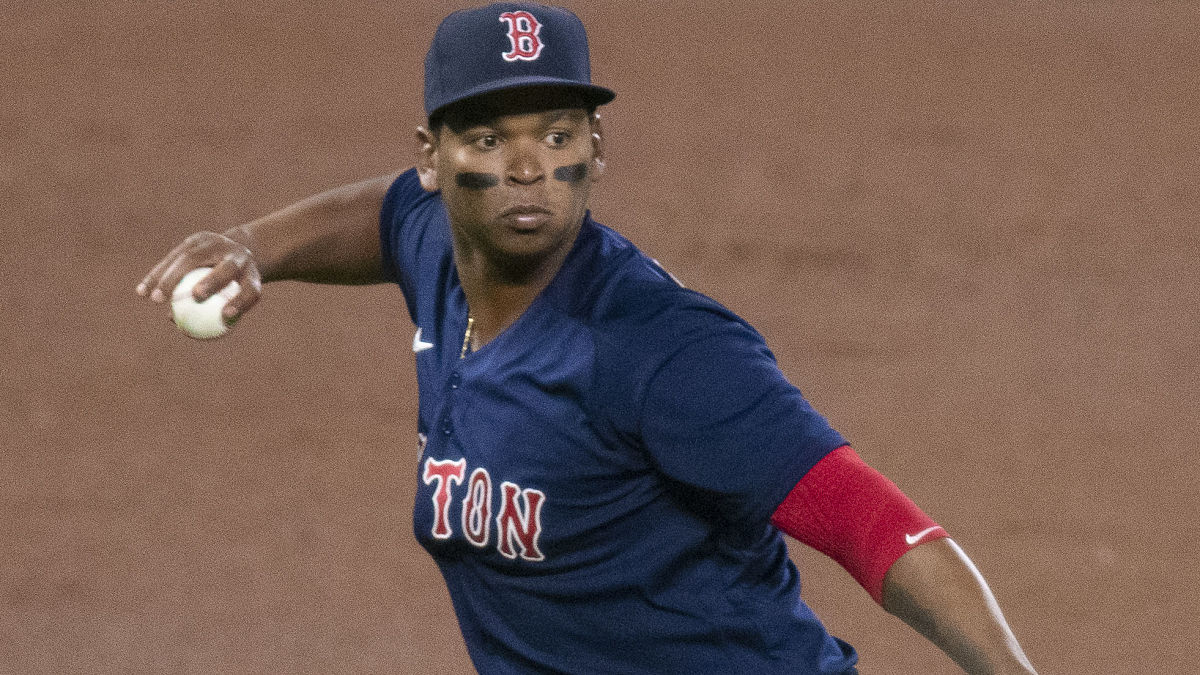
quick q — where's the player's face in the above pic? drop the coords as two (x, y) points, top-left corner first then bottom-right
(417, 92), (604, 276)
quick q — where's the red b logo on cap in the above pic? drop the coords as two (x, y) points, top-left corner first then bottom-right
(499, 11), (544, 62)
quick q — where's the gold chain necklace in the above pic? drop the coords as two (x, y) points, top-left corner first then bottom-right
(460, 315), (475, 359)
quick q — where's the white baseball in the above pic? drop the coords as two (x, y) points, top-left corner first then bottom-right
(171, 267), (240, 340)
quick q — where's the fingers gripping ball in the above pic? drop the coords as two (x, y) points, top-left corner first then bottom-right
(171, 268), (240, 340)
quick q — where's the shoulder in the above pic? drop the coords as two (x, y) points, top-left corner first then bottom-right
(379, 169), (451, 318)
(381, 168), (442, 225)
(557, 218), (754, 343)
(591, 279), (770, 397)
(589, 240), (762, 359)
(563, 220), (771, 421)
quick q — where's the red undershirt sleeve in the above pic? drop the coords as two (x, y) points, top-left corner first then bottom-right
(769, 445), (948, 604)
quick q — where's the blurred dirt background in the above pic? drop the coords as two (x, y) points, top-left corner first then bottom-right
(3, 1), (1196, 672)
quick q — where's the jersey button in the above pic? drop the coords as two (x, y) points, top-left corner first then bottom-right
(449, 372), (461, 389)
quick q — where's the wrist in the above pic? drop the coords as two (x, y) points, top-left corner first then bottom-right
(222, 223), (276, 282)
(222, 223), (253, 248)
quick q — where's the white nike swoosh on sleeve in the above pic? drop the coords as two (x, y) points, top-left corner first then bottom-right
(904, 526), (941, 546)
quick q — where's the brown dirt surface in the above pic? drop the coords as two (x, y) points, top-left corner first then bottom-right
(5, 1), (1197, 672)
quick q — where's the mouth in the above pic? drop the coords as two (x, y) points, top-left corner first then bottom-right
(499, 205), (553, 231)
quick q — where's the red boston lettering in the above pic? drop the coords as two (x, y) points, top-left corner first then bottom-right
(423, 457), (466, 539)
(422, 458), (547, 561)
(496, 481), (546, 561)
(499, 11), (544, 62)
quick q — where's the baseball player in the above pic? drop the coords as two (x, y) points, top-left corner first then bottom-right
(137, 4), (1037, 673)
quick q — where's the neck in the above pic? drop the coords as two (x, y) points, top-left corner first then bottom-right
(452, 232), (578, 349)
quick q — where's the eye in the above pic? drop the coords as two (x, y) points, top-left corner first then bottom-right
(474, 134), (500, 150)
(546, 131), (570, 147)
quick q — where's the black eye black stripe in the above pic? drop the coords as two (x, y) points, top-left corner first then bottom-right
(553, 163), (588, 183)
(456, 172), (500, 190)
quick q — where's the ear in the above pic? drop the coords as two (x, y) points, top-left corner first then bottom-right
(589, 112), (606, 181)
(415, 125), (439, 191)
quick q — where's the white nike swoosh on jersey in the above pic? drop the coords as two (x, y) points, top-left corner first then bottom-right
(412, 328), (434, 353)
(905, 526), (941, 546)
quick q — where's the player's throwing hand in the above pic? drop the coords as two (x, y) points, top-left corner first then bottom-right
(136, 231), (263, 324)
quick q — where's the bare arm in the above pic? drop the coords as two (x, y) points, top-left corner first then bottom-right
(881, 538), (1036, 674)
(136, 172), (400, 320)
(768, 447), (1037, 673)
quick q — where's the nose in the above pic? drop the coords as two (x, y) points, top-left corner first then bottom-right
(505, 141), (544, 185)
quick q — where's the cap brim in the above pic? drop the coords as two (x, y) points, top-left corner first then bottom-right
(428, 76), (616, 118)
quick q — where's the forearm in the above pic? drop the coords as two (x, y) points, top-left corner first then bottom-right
(881, 538), (1036, 674)
(768, 448), (1036, 673)
(225, 172), (400, 284)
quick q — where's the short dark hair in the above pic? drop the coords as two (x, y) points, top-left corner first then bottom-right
(429, 85), (597, 134)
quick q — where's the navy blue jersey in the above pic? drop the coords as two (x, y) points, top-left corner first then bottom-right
(381, 169), (858, 674)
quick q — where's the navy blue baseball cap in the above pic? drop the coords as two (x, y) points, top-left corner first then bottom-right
(424, 2), (616, 118)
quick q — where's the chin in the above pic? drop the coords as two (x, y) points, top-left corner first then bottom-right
(487, 250), (554, 282)
(485, 231), (574, 279)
